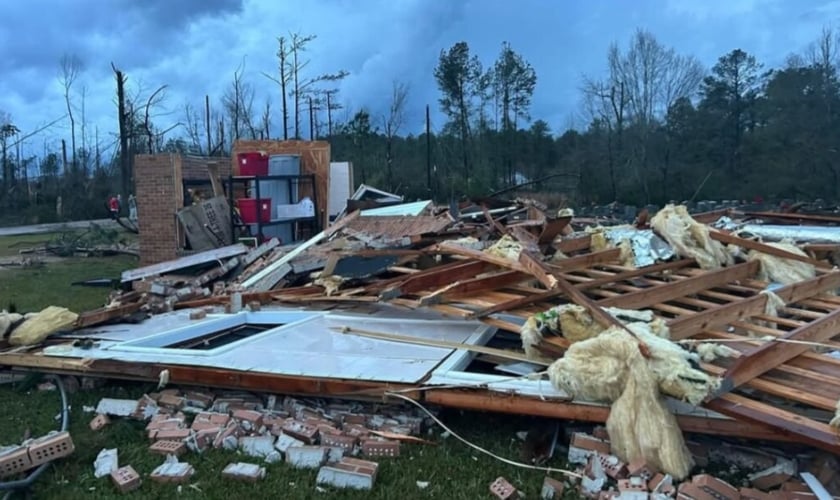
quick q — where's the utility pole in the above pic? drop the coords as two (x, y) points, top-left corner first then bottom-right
(425, 105), (432, 197)
(205, 95), (211, 155)
(308, 97), (315, 140)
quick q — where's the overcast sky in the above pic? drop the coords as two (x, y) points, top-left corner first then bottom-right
(1, 0), (838, 160)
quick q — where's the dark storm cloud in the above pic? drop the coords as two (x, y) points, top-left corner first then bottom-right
(1, 0), (837, 158)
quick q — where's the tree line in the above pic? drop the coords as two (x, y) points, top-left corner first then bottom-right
(2, 27), (840, 225)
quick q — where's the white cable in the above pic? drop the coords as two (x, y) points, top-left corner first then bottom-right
(384, 391), (581, 479)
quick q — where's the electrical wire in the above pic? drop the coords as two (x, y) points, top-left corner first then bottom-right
(383, 391), (581, 479)
(0, 375), (70, 493)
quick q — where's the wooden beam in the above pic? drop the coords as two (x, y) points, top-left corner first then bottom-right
(422, 390), (803, 443)
(545, 248), (621, 273)
(714, 307), (840, 397)
(75, 302), (143, 329)
(518, 251), (558, 289)
(668, 270), (840, 340)
(710, 229), (828, 268)
(704, 393), (840, 455)
(598, 260), (760, 310)
(555, 235), (592, 254)
(121, 244), (249, 282)
(435, 241), (527, 272)
(472, 259), (692, 318)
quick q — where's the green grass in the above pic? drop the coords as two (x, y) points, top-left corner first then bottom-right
(0, 232), (578, 499)
(0, 232), (137, 313)
(0, 383), (572, 499)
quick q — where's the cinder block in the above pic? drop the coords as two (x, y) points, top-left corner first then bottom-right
(111, 465), (142, 493)
(27, 431), (75, 466)
(0, 446), (33, 478)
(222, 462), (266, 482)
(286, 446), (327, 469)
(89, 414), (110, 431)
(490, 476), (519, 499)
(361, 439), (400, 458)
(150, 440), (187, 456)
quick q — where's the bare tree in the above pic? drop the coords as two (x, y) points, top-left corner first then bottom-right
(59, 54), (83, 172)
(112, 63), (131, 197)
(381, 81), (409, 190)
(142, 85), (168, 153)
(263, 37), (292, 140)
(183, 103), (205, 153)
(222, 62), (258, 143)
(261, 98), (271, 139)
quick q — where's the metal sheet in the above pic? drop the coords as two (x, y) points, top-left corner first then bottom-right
(713, 217), (840, 244)
(360, 200), (432, 217)
(602, 228), (675, 267)
(44, 308), (482, 384)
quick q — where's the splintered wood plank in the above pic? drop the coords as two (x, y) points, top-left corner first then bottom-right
(379, 260), (494, 299)
(545, 248), (622, 273)
(555, 235), (592, 254)
(717, 307), (840, 395)
(518, 251), (559, 290)
(75, 302), (143, 328)
(434, 241), (528, 272)
(668, 270), (840, 340)
(704, 393), (840, 454)
(418, 271), (530, 306)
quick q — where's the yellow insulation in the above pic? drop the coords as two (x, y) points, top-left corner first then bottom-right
(650, 204), (732, 270)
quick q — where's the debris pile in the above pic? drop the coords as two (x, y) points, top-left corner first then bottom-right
(88, 388), (430, 493)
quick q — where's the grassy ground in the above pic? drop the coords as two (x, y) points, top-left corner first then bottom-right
(0, 232), (576, 499)
(0, 232), (137, 313)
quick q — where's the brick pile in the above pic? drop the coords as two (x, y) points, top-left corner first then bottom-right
(91, 387), (428, 492)
(557, 429), (840, 500)
(0, 431), (75, 478)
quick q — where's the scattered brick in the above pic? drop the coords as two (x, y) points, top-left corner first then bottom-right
(0, 446), (33, 478)
(648, 473), (675, 495)
(490, 476), (520, 500)
(27, 431), (75, 467)
(569, 433), (611, 465)
(618, 476), (649, 495)
(89, 414), (110, 431)
(592, 426), (610, 441)
(627, 458), (658, 481)
(157, 393), (186, 410)
(343, 414), (368, 425)
(191, 420), (222, 432)
(677, 481), (716, 500)
(232, 409), (264, 431)
(321, 433), (357, 451)
(183, 391), (214, 409)
(691, 474), (739, 500)
(281, 420), (319, 444)
(111, 465), (142, 493)
(598, 454), (627, 480)
(342, 423), (371, 438)
(150, 440), (187, 456)
(361, 439), (400, 458)
(541, 476), (565, 499)
(316, 457), (379, 490)
(222, 462), (266, 482)
(275, 433), (305, 454)
(153, 428), (191, 442)
(240, 436), (281, 462)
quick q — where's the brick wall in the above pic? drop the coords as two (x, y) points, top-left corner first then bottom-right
(135, 154), (232, 266)
(135, 154), (181, 266)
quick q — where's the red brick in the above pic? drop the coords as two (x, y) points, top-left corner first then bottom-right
(322, 434), (358, 450)
(677, 481), (717, 500)
(361, 439), (400, 458)
(691, 474), (739, 500)
(111, 465), (142, 493)
(490, 476), (519, 500)
(282, 420), (319, 444)
(150, 440), (187, 456)
(89, 414), (110, 431)
(597, 454), (627, 480)
(570, 433), (611, 455)
(191, 420), (222, 432)
(618, 477), (648, 493)
(740, 487), (775, 500)
(649, 473), (675, 495)
(342, 414), (367, 425)
(153, 428), (191, 441)
(627, 458), (658, 481)
(592, 426), (610, 441)
(342, 423), (371, 438)
(232, 409), (264, 428)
